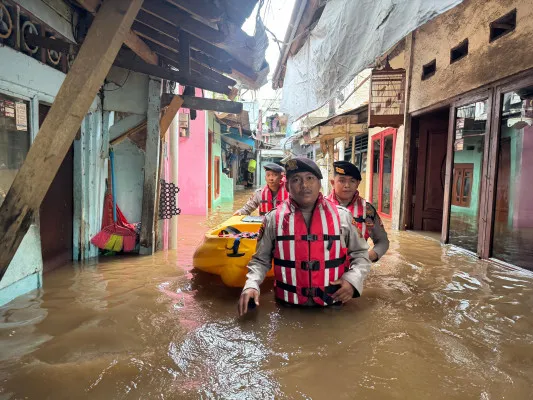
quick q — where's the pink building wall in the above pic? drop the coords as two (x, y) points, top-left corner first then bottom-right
(178, 88), (207, 215)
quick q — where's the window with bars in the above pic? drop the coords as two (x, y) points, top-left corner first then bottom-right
(344, 135), (368, 173)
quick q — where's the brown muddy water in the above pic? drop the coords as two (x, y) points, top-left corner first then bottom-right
(1, 190), (533, 399)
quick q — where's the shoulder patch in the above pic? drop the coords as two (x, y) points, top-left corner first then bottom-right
(257, 221), (265, 241)
(351, 217), (363, 238)
(366, 202), (377, 214)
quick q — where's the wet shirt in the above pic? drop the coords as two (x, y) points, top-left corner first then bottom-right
(243, 205), (371, 300)
(338, 198), (389, 260)
(236, 187), (280, 215)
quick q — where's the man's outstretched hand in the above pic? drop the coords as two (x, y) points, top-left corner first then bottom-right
(330, 279), (355, 303)
(238, 288), (259, 316)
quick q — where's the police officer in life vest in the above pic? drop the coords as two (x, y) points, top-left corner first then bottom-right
(238, 157), (371, 315)
(233, 163), (289, 216)
(326, 161), (389, 262)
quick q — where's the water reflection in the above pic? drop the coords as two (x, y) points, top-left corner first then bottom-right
(0, 190), (533, 399)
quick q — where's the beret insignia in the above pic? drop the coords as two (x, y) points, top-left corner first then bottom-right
(286, 159), (298, 170)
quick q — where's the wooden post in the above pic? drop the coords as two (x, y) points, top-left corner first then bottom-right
(328, 139), (334, 193)
(400, 32), (415, 231)
(0, 0), (144, 279)
(350, 135), (356, 164)
(160, 95), (184, 139)
(139, 77), (162, 255)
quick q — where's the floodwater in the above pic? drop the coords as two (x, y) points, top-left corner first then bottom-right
(1, 190), (533, 400)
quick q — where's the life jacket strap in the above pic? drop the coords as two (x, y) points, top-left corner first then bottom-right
(275, 281), (340, 305)
(273, 255), (346, 269)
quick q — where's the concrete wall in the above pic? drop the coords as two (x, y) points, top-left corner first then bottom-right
(103, 67), (149, 115)
(178, 89), (207, 215)
(113, 139), (145, 223)
(0, 2), (73, 305)
(409, 0), (533, 112)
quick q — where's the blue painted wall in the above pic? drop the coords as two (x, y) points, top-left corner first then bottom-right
(0, 7), (71, 305)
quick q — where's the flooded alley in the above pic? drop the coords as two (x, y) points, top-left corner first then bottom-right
(1, 190), (533, 400)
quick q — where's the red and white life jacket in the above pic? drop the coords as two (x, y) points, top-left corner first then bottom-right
(258, 185), (289, 215)
(273, 194), (347, 306)
(326, 190), (370, 240)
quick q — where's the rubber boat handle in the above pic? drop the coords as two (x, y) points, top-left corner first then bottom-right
(221, 226), (242, 235)
(226, 237), (245, 257)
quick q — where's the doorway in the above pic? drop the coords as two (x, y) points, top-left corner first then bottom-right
(410, 108), (449, 231)
(369, 128), (396, 218)
(38, 104), (74, 273)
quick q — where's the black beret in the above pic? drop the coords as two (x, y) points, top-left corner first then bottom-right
(284, 157), (323, 179)
(263, 163), (285, 173)
(333, 161), (362, 180)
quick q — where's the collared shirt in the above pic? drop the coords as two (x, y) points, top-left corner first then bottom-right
(237, 186), (281, 215)
(243, 205), (371, 299)
(334, 194), (390, 260)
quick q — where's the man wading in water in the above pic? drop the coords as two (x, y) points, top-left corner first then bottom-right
(234, 163), (289, 216)
(238, 157), (371, 315)
(326, 160), (389, 262)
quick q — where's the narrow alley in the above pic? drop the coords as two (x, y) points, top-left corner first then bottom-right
(1, 191), (532, 399)
(1, 0), (533, 399)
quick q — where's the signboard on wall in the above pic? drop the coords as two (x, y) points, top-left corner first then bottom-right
(15, 102), (27, 131)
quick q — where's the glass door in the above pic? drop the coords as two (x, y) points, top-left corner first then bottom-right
(448, 100), (489, 253)
(491, 85), (533, 268)
(370, 128), (396, 217)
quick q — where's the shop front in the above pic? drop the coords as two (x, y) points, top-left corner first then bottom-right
(407, 71), (533, 270)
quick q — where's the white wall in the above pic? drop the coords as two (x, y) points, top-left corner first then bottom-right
(113, 139), (145, 223)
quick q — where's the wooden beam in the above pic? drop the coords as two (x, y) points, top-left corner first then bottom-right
(132, 21), (233, 73)
(135, 9), (260, 84)
(0, 0), (143, 280)
(166, 0), (223, 22)
(76, 0), (159, 67)
(319, 123), (368, 138)
(187, 33), (233, 63)
(158, 54), (236, 88)
(161, 94), (243, 114)
(76, 0), (101, 13)
(135, 10), (241, 66)
(182, 96), (243, 114)
(149, 42), (236, 87)
(139, 78), (162, 254)
(178, 30), (191, 77)
(124, 30), (159, 65)
(142, 0), (224, 44)
(25, 33), (78, 54)
(160, 95), (184, 138)
(110, 120), (147, 146)
(115, 50), (231, 95)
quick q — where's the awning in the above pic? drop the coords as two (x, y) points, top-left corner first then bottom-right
(221, 132), (254, 150)
(280, 0), (464, 120)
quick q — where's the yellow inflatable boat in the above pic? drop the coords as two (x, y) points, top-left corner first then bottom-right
(192, 215), (274, 287)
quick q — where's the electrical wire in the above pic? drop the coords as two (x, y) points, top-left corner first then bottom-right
(103, 69), (132, 92)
